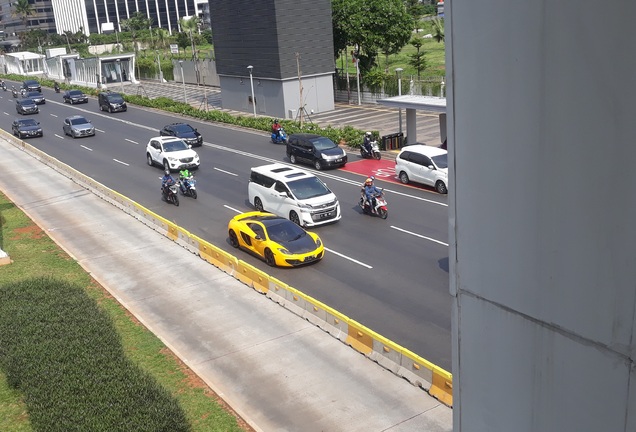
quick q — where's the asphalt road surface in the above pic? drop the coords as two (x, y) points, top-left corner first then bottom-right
(0, 81), (452, 370)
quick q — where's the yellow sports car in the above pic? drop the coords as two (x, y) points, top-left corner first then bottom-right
(228, 212), (324, 267)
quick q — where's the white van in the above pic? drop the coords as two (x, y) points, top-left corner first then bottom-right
(395, 145), (448, 194)
(248, 164), (341, 227)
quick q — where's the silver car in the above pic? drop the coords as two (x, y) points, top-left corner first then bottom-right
(63, 115), (95, 138)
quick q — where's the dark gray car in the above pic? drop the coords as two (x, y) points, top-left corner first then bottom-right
(16, 98), (39, 115)
(286, 133), (348, 170)
(12, 118), (43, 138)
(25, 91), (45, 104)
(63, 115), (95, 138)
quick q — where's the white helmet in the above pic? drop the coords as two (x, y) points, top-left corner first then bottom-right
(365, 131), (372, 136)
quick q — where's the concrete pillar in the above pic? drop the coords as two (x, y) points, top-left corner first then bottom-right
(448, 1), (636, 431)
(405, 108), (417, 145)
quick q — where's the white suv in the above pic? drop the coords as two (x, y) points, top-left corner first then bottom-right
(395, 145), (448, 194)
(146, 136), (200, 171)
(248, 164), (341, 227)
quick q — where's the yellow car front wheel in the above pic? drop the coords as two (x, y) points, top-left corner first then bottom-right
(264, 248), (276, 267)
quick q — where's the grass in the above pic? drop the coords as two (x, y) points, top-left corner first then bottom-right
(0, 194), (252, 431)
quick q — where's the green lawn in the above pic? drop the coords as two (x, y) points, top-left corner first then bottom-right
(0, 193), (252, 431)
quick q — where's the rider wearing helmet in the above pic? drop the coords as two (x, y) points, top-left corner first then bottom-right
(179, 168), (191, 180)
(272, 119), (282, 138)
(363, 176), (381, 213)
(161, 169), (175, 190)
(363, 131), (373, 155)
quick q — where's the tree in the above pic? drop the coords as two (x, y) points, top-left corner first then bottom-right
(120, 11), (153, 51)
(332, 0), (414, 74)
(431, 18), (445, 43)
(13, 0), (34, 27)
(155, 28), (170, 49)
(179, 16), (201, 58)
(408, 36), (426, 78)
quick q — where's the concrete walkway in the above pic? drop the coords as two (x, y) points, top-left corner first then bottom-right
(0, 136), (452, 431)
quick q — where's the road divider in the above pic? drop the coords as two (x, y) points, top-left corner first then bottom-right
(0, 128), (453, 407)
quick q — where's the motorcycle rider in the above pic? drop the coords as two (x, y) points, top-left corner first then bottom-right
(161, 169), (176, 198)
(363, 177), (382, 213)
(271, 119), (282, 139)
(178, 168), (192, 193)
(362, 132), (373, 156)
(54, 82), (60, 93)
(0, 79), (5, 90)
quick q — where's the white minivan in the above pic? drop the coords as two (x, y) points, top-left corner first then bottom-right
(248, 164), (341, 227)
(395, 145), (448, 194)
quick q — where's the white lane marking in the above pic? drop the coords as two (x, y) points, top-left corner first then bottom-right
(96, 128), (105, 133)
(50, 113), (58, 117)
(113, 159), (129, 166)
(224, 204), (242, 214)
(45, 99), (446, 207)
(214, 167), (238, 176)
(324, 247), (373, 269)
(80, 145), (93, 151)
(390, 226), (449, 246)
(125, 138), (138, 144)
(3, 112), (9, 116)
(55, 134), (65, 139)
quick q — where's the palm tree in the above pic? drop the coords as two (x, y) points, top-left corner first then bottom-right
(179, 16), (201, 59)
(155, 28), (169, 49)
(431, 19), (445, 43)
(13, 0), (34, 28)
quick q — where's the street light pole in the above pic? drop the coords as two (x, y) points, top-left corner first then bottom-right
(179, 60), (187, 103)
(395, 67), (404, 135)
(156, 50), (163, 82)
(247, 65), (256, 117)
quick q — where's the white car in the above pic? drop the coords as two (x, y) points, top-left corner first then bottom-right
(146, 136), (200, 171)
(395, 145), (448, 194)
(248, 163), (341, 227)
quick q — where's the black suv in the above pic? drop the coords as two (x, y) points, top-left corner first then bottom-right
(98, 91), (127, 113)
(286, 134), (348, 170)
(159, 123), (203, 147)
(21, 79), (41, 92)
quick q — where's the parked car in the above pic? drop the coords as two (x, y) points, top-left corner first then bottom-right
(395, 144), (448, 194)
(286, 133), (347, 170)
(62, 115), (95, 138)
(16, 98), (39, 115)
(24, 91), (45, 104)
(146, 136), (200, 171)
(63, 89), (88, 104)
(159, 123), (203, 147)
(248, 163), (341, 227)
(98, 91), (127, 112)
(21, 79), (41, 92)
(227, 211), (324, 267)
(12, 118), (43, 138)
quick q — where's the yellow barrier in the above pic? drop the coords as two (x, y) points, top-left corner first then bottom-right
(1, 131), (454, 407)
(236, 260), (269, 293)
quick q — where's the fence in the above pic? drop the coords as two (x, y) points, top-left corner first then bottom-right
(333, 72), (446, 103)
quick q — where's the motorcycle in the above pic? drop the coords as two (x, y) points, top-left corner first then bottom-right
(1, 82), (6, 91)
(179, 175), (197, 199)
(11, 87), (18, 98)
(54, 84), (60, 93)
(271, 127), (288, 144)
(359, 189), (388, 219)
(161, 180), (180, 206)
(360, 140), (382, 160)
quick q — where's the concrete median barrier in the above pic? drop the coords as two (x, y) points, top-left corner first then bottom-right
(1, 133), (454, 407)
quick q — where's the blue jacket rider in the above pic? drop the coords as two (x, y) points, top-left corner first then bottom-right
(161, 170), (175, 190)
(363, 177), (381, 211)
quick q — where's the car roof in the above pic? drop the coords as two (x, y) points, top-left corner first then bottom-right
(17, 98), (34, 103)
(150, 136), (186, 144)
(65, 115), (88, 120)
(289, 133), (322, 139)
(398, 144), (447, 157)
(251, 163), (316, 181)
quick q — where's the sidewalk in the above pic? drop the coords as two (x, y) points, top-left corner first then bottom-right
(0, 137), (452, 430)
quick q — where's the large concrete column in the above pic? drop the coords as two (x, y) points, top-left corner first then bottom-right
(448, 1), (636, 431)
(406, 108), (417, 145)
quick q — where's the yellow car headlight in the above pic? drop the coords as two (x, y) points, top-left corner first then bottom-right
(315, 238), (322, 247)
(277, 248), (291, 255)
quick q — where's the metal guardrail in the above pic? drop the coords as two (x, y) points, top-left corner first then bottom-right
(0, 128), (453, 407)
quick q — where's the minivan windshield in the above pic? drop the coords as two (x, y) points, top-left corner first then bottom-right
(310, 136), (337, 151)
(288, 176), (332, 200)
(432, 154), (448, 169)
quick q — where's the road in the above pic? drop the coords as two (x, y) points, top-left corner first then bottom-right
(0, 81), (452, 369)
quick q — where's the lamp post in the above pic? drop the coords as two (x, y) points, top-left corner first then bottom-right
(247, 65), (256, 117)
(156, 50), (163, 82)
(116, 59), (124, 94)
(179, 60), (187, 103)
(395, 67), (404, 134)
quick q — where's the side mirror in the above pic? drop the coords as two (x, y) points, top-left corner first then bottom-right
(188, 144), (192, 149)
(255, 235), (262, 241)
(427, 165), (435, 170)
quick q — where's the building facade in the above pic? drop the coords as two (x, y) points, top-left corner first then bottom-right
(210, 0), (335, 118)
(0, 0), (57, 36)
(51, 0), (196, 35)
